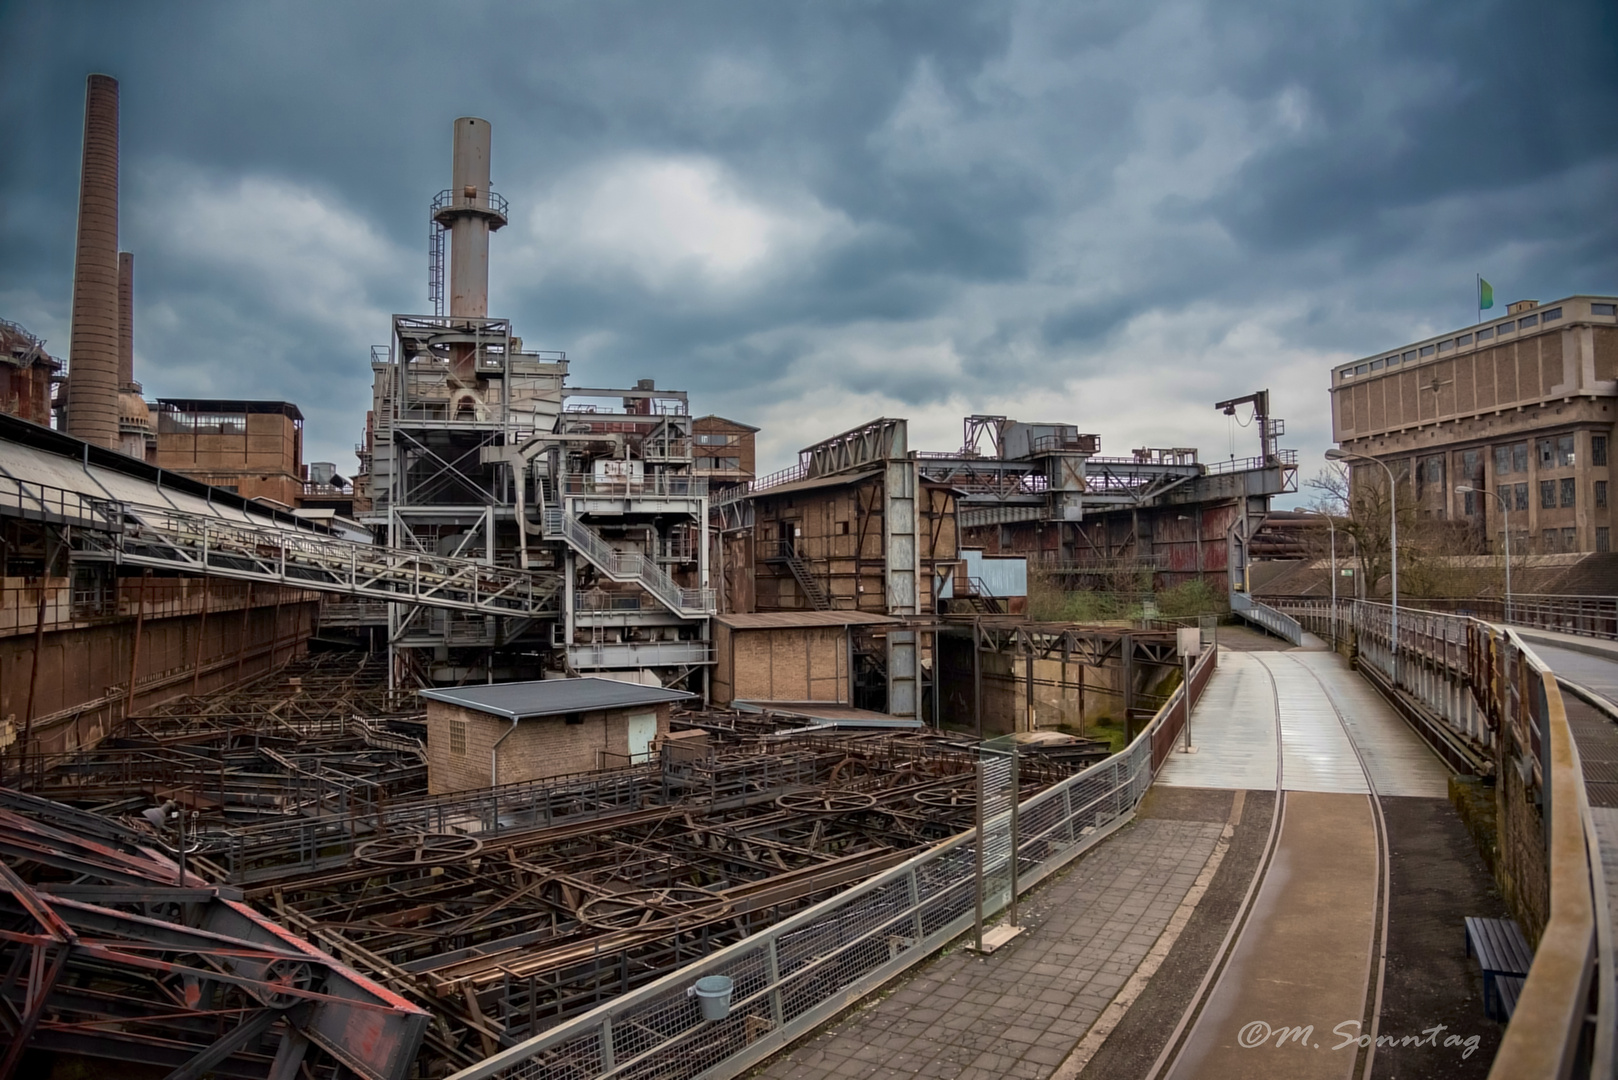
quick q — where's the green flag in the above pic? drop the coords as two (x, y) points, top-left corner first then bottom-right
(1479, 277), (1494, 310)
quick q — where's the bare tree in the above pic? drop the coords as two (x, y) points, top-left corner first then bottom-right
(1306, 465), (1501, 600)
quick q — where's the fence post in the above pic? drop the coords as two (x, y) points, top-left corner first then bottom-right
(766, 938), (786, 1029)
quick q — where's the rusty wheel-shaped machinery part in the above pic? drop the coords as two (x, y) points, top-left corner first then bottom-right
(914, 786), (977, 810)
(255, 957), (318, 1009)
(577, 886), (730, 930)
(774, 789), (878, 815)
(354, 831), (483, 868)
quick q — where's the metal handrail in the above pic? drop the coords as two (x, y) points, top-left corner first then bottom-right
(1272, 597), (1602, 1077)
(446, 642), (1218, 1080)
(1203, 448), (1299, 474)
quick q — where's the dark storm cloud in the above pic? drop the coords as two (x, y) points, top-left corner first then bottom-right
(1, 0), (1613, 473)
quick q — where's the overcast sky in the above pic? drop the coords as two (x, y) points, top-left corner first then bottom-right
(3, 1), (1614, 493)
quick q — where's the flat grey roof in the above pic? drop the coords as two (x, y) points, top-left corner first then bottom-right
(419, 677), (694, 720)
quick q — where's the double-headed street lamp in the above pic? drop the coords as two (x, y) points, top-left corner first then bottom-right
(1324, 447), (1398, 668)
(1456, 484), (1513, 623)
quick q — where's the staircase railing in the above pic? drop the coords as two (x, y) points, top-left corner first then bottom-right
(1230, 590), (1303, 646)
(558, 514), (713, 616)
(781, 553), (832, 610)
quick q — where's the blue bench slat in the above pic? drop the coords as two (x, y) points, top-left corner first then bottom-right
(1466, 916), (1532, 976)
(1496, 975), (1525, 1020)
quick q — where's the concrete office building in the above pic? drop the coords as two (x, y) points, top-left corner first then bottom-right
(1330, 296), (1618, 555)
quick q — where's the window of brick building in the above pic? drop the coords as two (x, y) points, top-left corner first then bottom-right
(1564, 527), (1578, 551)
(1600, 528), (1611, 554)
(1596, 435), (1609, 467)
(1562, 478), (1577, 507)
(1559, 435), (1576, 467)
(1599, 481), (1609, 509)
(1515, 483), (1529, 511)
(449, 720), (467, 756)
(1494, 446), (1511, 475)
(1544, 529), (1559, 553)
(1541, 480), (1557, 509)
(1514, 442), (1528, 472)
(1463, 489), (1477, 515)
(1539, 439), (1555, 468)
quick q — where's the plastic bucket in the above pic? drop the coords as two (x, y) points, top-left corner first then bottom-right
(693, 975), (734, 1021)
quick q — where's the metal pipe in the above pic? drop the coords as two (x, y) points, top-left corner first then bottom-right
(65, 74), (122, 449)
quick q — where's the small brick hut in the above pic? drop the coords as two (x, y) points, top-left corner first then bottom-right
(420, 677), (694, 794)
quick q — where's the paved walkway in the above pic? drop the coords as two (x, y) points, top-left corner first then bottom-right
(1157, 651), (1448, 797)
(755, 817), (1225, 1080)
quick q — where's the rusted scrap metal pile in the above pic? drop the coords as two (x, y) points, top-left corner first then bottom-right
(18, 652), (426, 824)
(0, 788), (429, 1080)
(3, 662), (1080, 1077)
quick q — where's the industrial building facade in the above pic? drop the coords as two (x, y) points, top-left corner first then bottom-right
(1331, 295), (1618, 554)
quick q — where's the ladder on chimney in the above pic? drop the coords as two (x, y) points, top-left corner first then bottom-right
(782, 553), (833, 611)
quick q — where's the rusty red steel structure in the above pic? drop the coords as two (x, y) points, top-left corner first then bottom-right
(0, 792), (430, 1080)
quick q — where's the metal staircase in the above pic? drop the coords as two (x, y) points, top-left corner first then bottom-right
(556, 513), (714, 616)
(77, 501), (562, 617)
(782, 553), (833, 611)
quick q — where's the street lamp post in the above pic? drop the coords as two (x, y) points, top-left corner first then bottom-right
(1456, 484), (1512, 623)
(1325, 448), (1399, 671)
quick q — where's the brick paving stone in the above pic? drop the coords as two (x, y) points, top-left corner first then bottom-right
(753, 817), (1223, 1080)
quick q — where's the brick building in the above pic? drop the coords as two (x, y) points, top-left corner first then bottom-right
(0, 319), (59, 426)
(153, 398), (305, 507)
(420, 677), (693, 793)
(691, 415), (757, 497)
(710, 611), (901, 707)
(1331, 295), (1618, 554)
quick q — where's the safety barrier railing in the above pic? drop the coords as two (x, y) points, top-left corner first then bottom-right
(1271, 597), (1604, 1078)
(1230, 590), (1304, 646)
(1202, 448), (1299, 474)
(0, 474), (122, 530)
(561, 473), (708, 498)
(78, 501), (563, 618)
(447, 642), (1218, 1080)
(559, 514), (714, 615)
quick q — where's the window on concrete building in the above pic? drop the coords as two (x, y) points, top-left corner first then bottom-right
(1416, 455), (1445, 500)
(1544, 529), (1559, 553)
(1594, 303), (1616, 317)
(1542, 307), (1561, 322)
(1463, 489), (1477, 515)
(1494, 446), (1512, 475)
(1539, 439), (1555, 468)
(1559, 435), (1576, 467)
(449, 720), (467, 756)
(1439, 339), (1455, 352)
(1496, 485), (1512, 513)
(1564, 527), (1578, 551)
(1562, 478), (1577, 507)
(1541, 480), (1557, 509)
(1498, 321), (1514, 335)
(1403, 350), (1417, 361)
(1520, 314), (1539, 329)
(1595, 436), (1608, 467)
(1371, 359), (1384, 371)
(1599, 481), (1609, 509)
(1600, 528), (1611, 554)
(1513, 442), (1528, 472)
(1478, 327), (1495, 340)
(1420, 345), (1436, 357)
(1515, 483), (1529, 511)
(1356, 363), (1369, 375)
(1458, 333), (1473, 345)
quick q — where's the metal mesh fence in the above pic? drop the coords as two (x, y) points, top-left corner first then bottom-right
(448, 645), (1218, 1080)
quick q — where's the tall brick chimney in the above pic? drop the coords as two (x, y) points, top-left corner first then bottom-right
(65, 74), (121, 449)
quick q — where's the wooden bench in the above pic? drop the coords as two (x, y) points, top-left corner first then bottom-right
(1466, 916), (1533, 1021)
